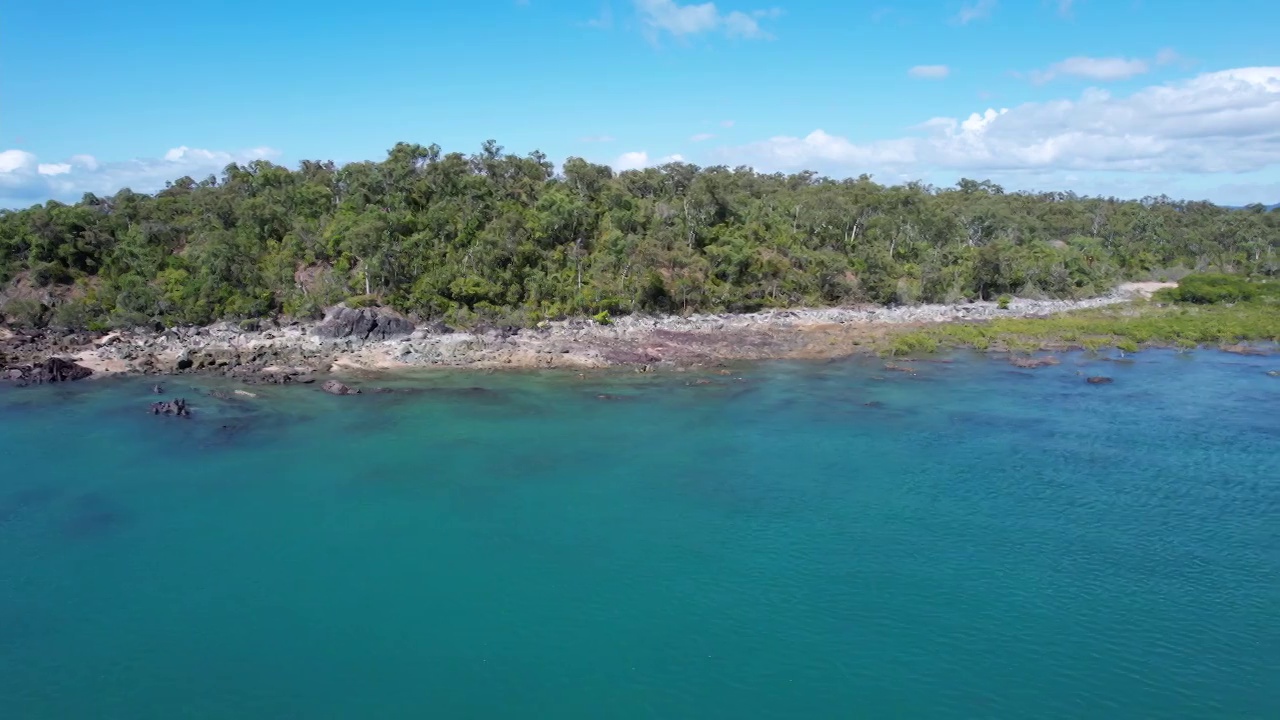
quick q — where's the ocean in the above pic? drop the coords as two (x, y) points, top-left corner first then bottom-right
(1, 351), (1276, 719)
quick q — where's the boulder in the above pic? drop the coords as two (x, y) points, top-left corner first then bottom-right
(322, 380), (360, 396)
(1086, 376), (1114, 385)
(314, 306), (414, 341)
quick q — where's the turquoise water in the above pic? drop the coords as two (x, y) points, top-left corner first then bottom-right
(1, 352), (1276, 719)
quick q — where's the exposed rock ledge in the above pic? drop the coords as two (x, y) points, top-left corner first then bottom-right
(0, 284), (1178, 381)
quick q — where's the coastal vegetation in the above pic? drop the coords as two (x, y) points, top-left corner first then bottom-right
(885, 275), (1280, 355)
(1, 141), (1278, 331)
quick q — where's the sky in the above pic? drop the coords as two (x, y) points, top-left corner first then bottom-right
(3, 0), (1280, 207)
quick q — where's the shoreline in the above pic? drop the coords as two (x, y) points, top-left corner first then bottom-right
(2, 283), (1219, 384)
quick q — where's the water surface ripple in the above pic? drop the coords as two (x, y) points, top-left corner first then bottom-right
(1, 351), (1276, 718)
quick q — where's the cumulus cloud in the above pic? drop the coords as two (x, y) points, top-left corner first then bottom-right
(635, 0), (780, 40)
(1025, 48), (1181, 84)
(719, 67), (1280, 191)
(909, 65), (950, 80)
(956, 0), (996, 24)
(613, 151), (686, 170)
(0, 146), (280, 207)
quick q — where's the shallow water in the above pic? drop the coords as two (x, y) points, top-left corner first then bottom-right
(1, 352), (1277, 718)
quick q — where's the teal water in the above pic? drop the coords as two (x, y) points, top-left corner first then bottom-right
(1, 352), (1276, 719)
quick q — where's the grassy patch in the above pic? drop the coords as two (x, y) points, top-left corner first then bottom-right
(885, 300), (1280, 355)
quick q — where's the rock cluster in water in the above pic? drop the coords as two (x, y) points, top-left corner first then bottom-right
(150, 398), (192, 417)
(322, 380), (360, 396)
(1, 356), (93, 385)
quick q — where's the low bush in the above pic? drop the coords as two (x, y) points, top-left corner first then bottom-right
(2, 298), (47, 328)
(1156, 274), (1258, 304)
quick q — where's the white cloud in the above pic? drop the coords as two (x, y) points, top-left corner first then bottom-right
(69, 154), (100, 171)
(1029, 56), (1150, 84)
(1154, 47), (1181, 66)
(0, 146), (281, 207)
(635, 0), (780, 40)
(584, 2), (613, 29)
(719, 67), (1280, 200)
(690, 133), (717, 142)
(909, 65), (950, 80)
(956, 0), (996, 24)
(615, 151), (652, 171)
(613, 151), (685, 171)
(721, 119), (736, 128)
(1025, 49), (1183, 84)
(0, 150), (36, 174)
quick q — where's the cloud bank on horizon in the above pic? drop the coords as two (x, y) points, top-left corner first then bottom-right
(3, 0), (1279, 207)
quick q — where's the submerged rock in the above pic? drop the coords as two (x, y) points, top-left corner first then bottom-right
(1086, 376), (1114, 385)
(314, 306), (414, 341)
(322, 380), (360, 396)
(1008, 356), (1060, 369)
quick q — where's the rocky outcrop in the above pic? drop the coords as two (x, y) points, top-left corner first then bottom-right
(314, 306), (414, 341)
(1086, 376), (1114, 384)
(1222, 344), (1268, 356)
(322, 380), (360, 395)
(150, 398), (191, 417)
(1, 356), (93, 385)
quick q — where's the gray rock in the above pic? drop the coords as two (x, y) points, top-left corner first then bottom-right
(314, 306), (414, 341)
(322, 380), (360, 395)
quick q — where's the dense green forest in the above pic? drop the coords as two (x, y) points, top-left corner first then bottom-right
(2, 141), (1278, 330)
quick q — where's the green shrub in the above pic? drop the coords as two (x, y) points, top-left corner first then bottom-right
(997, 295), (1012, 310)
(593, 310), (612, 325)
(51, 300), (96, 330)
(1156, 274), (1258, 304)
(345, 294), (377, 309)
(3, 298), (47, 328)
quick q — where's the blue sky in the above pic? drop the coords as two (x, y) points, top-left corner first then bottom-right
(3, 0), (1279, 206)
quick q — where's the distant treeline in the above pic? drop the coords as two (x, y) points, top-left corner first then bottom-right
(1, 141), (1277, 330)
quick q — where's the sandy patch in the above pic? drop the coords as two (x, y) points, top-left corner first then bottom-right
(72, 349), (131, 375)
(1118, 282), (1177, 298)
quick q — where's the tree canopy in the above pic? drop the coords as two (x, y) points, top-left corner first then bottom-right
(2, 141), (1277, 330)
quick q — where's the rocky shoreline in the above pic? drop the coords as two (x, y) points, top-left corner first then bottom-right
(0, 285), (1173, 385)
